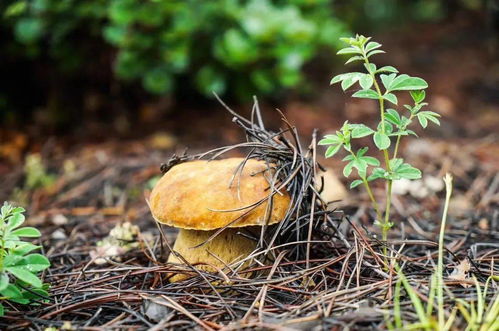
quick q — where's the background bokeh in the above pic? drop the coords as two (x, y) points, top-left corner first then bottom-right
(0, 0), (497, 143)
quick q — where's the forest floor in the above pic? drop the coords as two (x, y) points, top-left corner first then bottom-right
(0, 17), (498, 330)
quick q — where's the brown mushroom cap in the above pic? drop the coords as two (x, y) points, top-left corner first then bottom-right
(149, 158), (291, 230)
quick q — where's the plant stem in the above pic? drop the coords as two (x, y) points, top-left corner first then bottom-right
(393, 114), (415, 159)
(0, 234), (4, 271)
(437, 173), (453, 330)
(362, 177), (382, 221)
(393, 136), (402, 160)
(382, 180), (393, 248)
(0, 214), (4, 270)
(364, 55), (393, 256)
(347, 150), (382, 220)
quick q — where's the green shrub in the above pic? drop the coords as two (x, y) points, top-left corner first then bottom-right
(0, 202), (51, 316)
(3, 0), (347, 98)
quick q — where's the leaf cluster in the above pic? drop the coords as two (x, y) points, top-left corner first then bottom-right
(320, 35), (440, 190)
(0, 202), (50, 316)
(3, 0), (347, 98)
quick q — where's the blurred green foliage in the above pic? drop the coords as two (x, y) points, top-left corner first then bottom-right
(2, 0), (347, 98)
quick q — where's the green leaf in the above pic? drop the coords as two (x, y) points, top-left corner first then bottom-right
(0, 284), (27, 303)
(351, 124), (374, 138)
(368, 168), (386, 181)
(11, 227), (41, 238)
(364, 41), (382, 53)
(359, 74), (374, 90)
(354, 159), (368, 177)
(400, 116), (411, 127)
(11, 207), (25, 214)
(410, 102), (427, 114)
(196, 66), (226, 96)
(318, 135), (341, 145)
(352, 89), (378, 99)
(0, 273), (9, 292)
(342, 154), (354, 162)
(341, 76), (355, 91)
(417, 113), (428, 128)
(377, 121), (394, 134)
(7, 213), (25, 230)
(6, 267), (42, 288)
(390, 130), (409, 137)
(385, 109), (401, 126)
(325, 144), (341, 158)
(337, 46), (361, 55)
(350, 180), (363, 189)
(410, 90), (426, 103)
(396, 164), (422, 180)
(345, 56), (363, 64)
(4, 254), (23, 267)
(22, 287), (49, 301)
(11, 243), (40, 256)
(383, 93), (398, 105)
(366, 49), (385, 58)
(340, 74), (361, 91)
(340, 37), (357, 45)
(363, 63), (376, 73)
(22, 254), (50, 272)
(361, 156), (380, 166)
(3, 240), (19, 249)
(418, 111), (441, 127)
(4, 1), (28, 18)
(143, 67), (173, 94)
(380, 73), (396, 90)
(343, 161), (354, 177)
(330, 73), (346, 85)
(407, 130), (418, 137)
(389, 158), (404, 170)
(377, 66), (398, 73)
(0, 303), (3, 317)
(356, 147), (369, 157)
(373, 132), (391, 150)
(389, 74), (428, 91)
(426, 116), (440, 126)
(14, 18), (43, 44)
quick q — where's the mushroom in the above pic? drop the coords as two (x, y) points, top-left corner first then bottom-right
(149, 158), (290, 281)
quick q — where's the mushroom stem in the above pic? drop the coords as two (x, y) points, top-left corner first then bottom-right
(167, 227), (258, 282)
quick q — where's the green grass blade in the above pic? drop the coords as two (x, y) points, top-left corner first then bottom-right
(443, 307), (458, 331)
(475, 276), (484, 325)
(482, 291), (499, 331)
(427, 273), (436, 317)
(398, 268), (431, 330)
(394, 277), (403, 329)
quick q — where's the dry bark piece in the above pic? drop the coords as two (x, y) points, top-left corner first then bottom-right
(149, 158), (291, 281)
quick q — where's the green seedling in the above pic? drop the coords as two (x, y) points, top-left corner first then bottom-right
(24, 153), (56, 190)
(0, 202), (51, 316)
(388, 175), (499, 330)
(11, 153), (56, 206)
(320, 35), (440, 250)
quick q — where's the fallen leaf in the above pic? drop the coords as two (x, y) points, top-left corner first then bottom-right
(449, 259), (472, 288)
